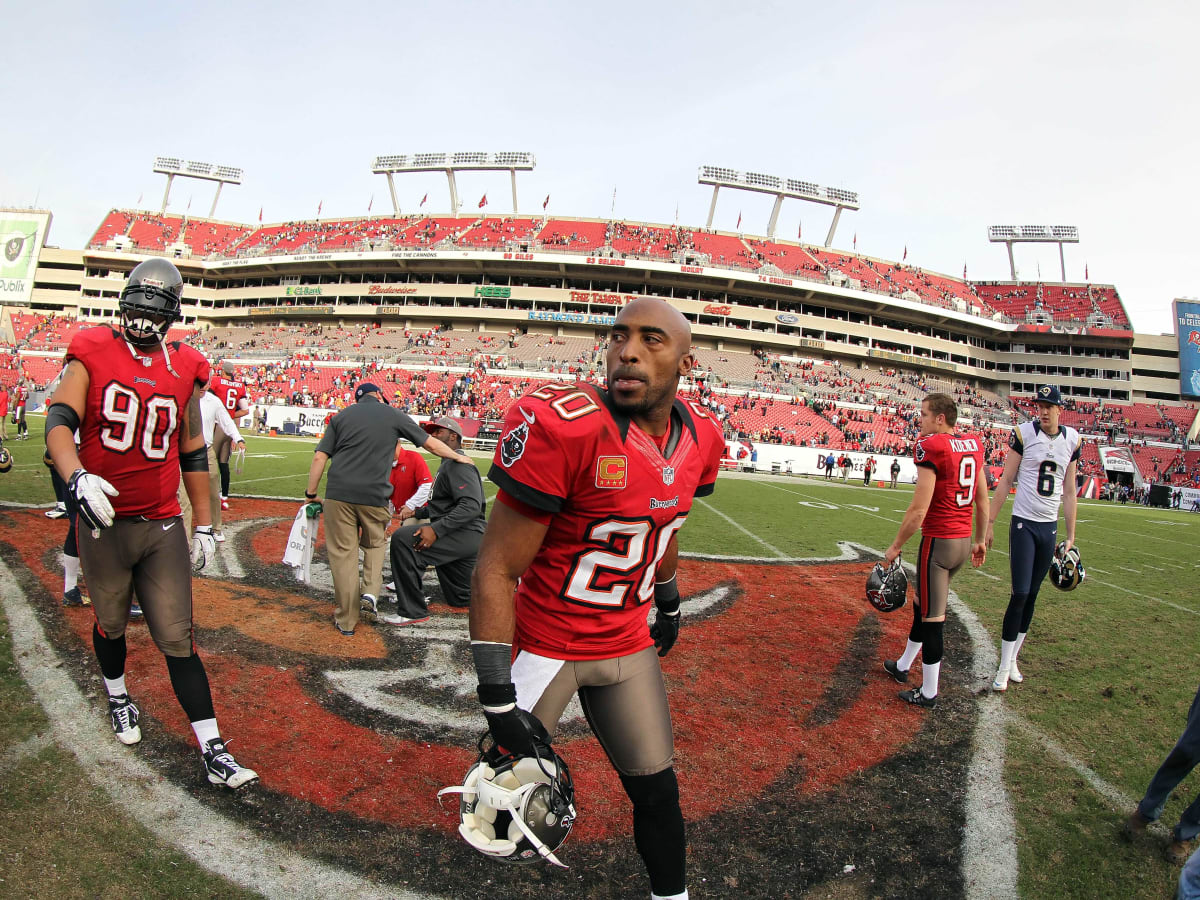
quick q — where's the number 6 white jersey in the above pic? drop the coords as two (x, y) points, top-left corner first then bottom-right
(1009, 421), (1082, 522)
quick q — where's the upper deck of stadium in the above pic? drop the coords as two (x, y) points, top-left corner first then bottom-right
(84, 208), (1132, 332)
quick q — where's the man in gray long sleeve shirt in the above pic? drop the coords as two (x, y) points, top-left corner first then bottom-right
(382, 417), (485, 624)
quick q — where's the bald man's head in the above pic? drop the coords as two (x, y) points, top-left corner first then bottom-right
(606, 298), (694, 426)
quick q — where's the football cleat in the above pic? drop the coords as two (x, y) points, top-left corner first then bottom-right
(108, 694), (142, 745)
(866, 556), (908, 613)
(898, 687), (937, 708)
(202, 739), (259, 789)
(992, 668), (1010, 692)
(63, 587), (90, 607)
(129, 602), (144, 619)
(360, 594), (378, 616)
(439, 735), (576, 868)
(376, 612), (429, 626)
(1049, 542), (1085, 591)
(45, 505), (69, 519)
(883, 659), (909, 684)
(1009, 660), (1024, 683)
(220, 499), (230, 511)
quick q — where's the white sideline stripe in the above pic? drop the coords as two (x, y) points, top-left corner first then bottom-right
(937, 585), (1018, 900)
(694, 497), (787, 558)
(0, 555), (435, 900)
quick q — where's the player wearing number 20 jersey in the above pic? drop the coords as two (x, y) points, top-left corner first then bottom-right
(67, 327), (209, 519)
(488, 382), (724, 659)
(467, 298), (720, 896)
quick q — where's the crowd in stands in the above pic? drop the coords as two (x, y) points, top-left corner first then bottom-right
(4, 307), (1193, 487)
(84, 209), (1133, 328)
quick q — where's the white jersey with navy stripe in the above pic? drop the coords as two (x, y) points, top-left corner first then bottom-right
(1009, 421), (1081, 522)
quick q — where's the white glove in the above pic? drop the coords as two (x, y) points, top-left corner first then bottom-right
(193, 525), (216, 572)
(68, 469), (119, 531)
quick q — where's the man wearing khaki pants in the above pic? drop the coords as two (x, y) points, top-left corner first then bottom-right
(305, 383), (473, 636)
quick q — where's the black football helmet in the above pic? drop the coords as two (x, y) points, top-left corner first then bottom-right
(439, 735), (576, 868)
(119, 258), (184, 347)
(1049, 542), (1085, 591)
(0, 444), (11, 474)
(867, 556), (908, 613)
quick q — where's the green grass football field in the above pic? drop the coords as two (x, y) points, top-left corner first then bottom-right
(1, 414), (1196, 897)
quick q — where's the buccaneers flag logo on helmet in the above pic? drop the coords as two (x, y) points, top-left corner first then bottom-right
(866, 556), (908, 613)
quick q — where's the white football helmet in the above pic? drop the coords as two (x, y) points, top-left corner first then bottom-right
(439, 739), (576, 868)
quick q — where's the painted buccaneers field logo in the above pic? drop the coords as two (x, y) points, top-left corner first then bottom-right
(5, 500), (967, 896)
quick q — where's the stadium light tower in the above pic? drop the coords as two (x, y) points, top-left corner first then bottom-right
(698, 165), (860, 245)
(153, 157), (243, 218)
(987, 225), (1079, 282)
(371, 152), (536, 217)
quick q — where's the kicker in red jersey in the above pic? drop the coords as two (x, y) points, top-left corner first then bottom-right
(914, 431), (984, 538)
(67, 327), (209, 520)
(489, 382), (724, 660)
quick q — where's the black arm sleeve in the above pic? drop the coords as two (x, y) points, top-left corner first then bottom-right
(45, 402), (81, 439)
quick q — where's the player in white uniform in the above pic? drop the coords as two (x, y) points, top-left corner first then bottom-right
(986, 385), (1080, 691)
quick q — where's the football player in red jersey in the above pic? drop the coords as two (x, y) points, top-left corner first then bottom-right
(209, 360), (249, 509)
(44, 258), (257, 789)
(468, 298), (723, 899)
(880, 393), (988, 708)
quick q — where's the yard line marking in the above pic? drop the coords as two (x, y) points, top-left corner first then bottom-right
(694, 498), (787, 558)
(0, 731), (54, 776)
(1005, 711), (1158, 828)
(1087, 578), (1200, 617)
(1117, 566), (1140, 573)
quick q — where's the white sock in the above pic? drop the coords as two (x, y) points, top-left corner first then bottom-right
(921, 662), (941, 699)
(1013, 632), (1027, 662)
(191, 717), (220, 748)
(997, 639), (1016, 677)
(64, 554), (80, 592)
(103, 675), (128, 698)
(897, 639), (922, 671)
(651, 891), (688, 900)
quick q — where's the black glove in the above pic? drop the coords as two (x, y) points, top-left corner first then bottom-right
(478, 682), (550, 757)
(649, 576), (682, 658)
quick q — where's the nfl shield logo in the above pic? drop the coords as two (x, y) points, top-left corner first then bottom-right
(662, 465), (675, 485)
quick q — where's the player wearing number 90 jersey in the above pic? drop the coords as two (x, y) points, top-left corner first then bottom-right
(488, 382), (724, 659)
(67, 327), (209, 519)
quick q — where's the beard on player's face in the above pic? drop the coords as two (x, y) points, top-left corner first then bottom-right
(608, 365), (677, 416)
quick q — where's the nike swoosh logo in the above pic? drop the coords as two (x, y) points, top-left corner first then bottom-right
(519, 407), (535, 424)
(163, 522), (175, 531)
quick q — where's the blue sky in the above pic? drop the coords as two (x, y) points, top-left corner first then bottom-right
(3, 0), (1196, 334)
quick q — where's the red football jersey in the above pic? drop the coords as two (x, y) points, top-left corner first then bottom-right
(67, 327), (209, 520)
(210, 374), (248, 415)
(914, 430), (984, 539)
(389, 448), (433, 509)
(489, 382), (724, 660)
